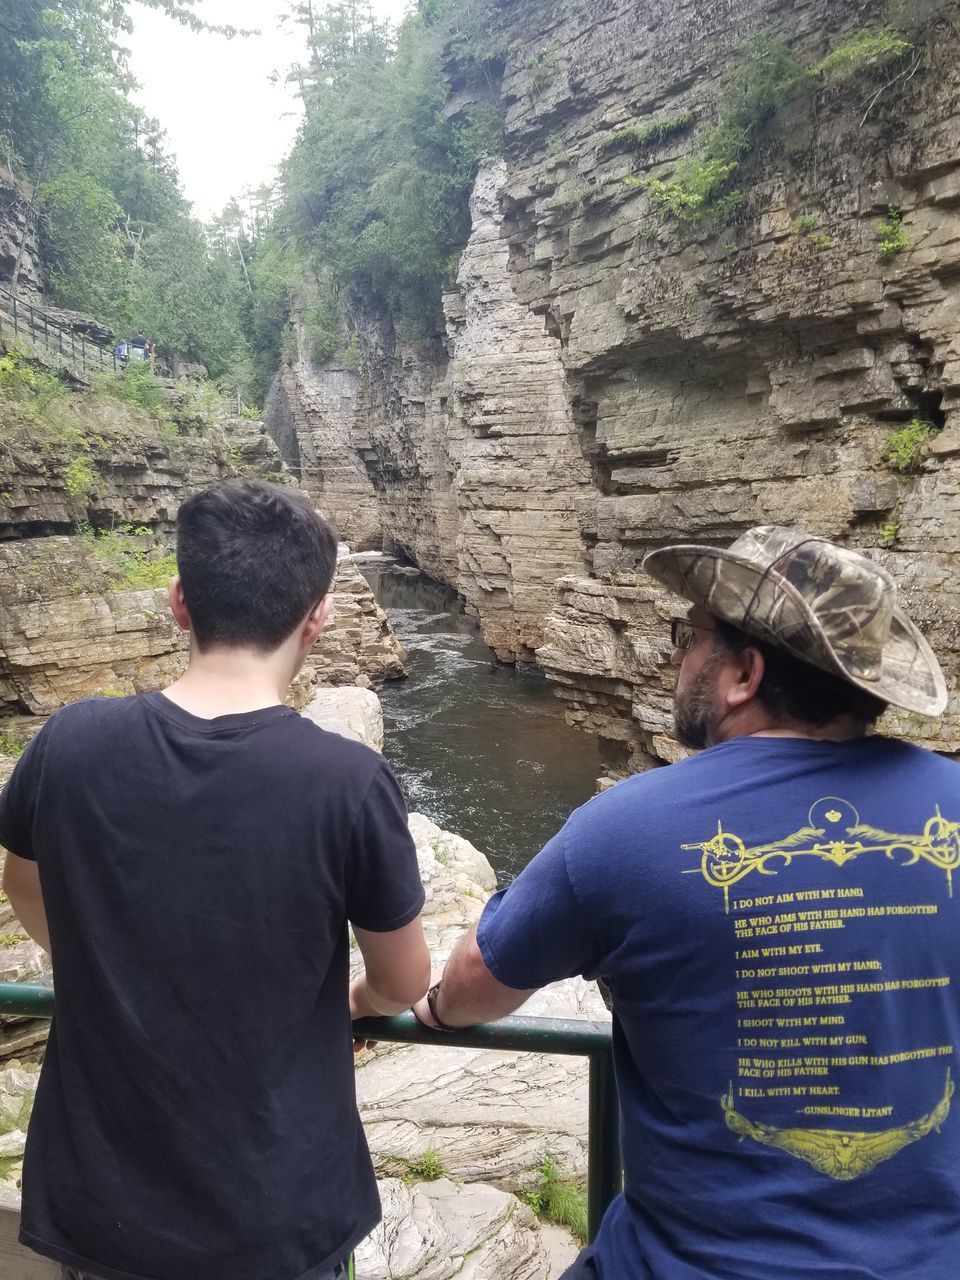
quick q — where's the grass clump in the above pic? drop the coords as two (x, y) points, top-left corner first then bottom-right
(0, 726), (26, 757)
(598, 114), (694, 155)
(876, 208), (908, 258)
(0, 348), (68, 418)
(793, 214), (834, 251)
(64, 454), (95, 499)
(97, 361), (169, 417)
(406, 1147), (445, 1181)
(884, 419), (938, 472)
(814, 27), (912, 81)
(82, 525), (178, 590)
(523, 1156), (588, 1243)
(640, 36), (812, 225)
(880, 519), (901, 547)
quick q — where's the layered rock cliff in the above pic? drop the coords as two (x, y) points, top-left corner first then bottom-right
(276, 0), (960, 772)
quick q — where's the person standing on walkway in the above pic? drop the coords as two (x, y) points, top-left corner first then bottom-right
(0, 479), (431, 1280)
(415, 526), (959, 1280)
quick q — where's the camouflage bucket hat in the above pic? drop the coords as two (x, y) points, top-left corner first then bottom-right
(643, 526), (947, 717)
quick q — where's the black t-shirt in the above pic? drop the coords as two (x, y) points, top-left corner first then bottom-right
(0, 692), (425, 1280)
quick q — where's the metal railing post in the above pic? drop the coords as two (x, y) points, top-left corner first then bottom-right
(588, 1049), (621, 1243)
(0, 987), (622, 1245)
(11, 294), (17, 335)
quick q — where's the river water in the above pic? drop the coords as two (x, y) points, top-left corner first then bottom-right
(359, 562), (600, 883)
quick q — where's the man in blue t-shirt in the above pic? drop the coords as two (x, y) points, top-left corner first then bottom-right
(414, 526), (959, 1280)
(0, 480), (431, 1280)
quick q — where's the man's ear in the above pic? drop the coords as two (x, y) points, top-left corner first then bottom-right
(302, 594), (334, 647)
(169, 578), (191, 632)
(723, 644), (764, 711)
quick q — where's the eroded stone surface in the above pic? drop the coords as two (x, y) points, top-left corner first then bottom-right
(301, 686), (384, 751)
(279, 0), (960, 768)
(0, 544), (405, 716)
(356, 1178), (578, 1280)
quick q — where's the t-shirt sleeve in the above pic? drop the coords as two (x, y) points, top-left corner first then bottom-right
(345, 759), (426, 932)
(0, 727), (51, 862)
(476, 824), (603, 989)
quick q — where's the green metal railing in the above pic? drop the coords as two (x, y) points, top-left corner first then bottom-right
(0, 983), (621, 1242)
(0, 286), (120, 374)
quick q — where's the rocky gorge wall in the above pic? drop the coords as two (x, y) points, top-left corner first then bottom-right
(0, 363), (405, 730)
(277, 0), (960, 773)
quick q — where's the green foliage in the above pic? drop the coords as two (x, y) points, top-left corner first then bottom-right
(0, 933), (28, 948)
(39, 173), (128, 318)
(598, 114), (694, 155)
(524, 1157), (588, 1244)
(876, 208), (908, 258)
(303, 296), (354, 365)
(406, 1148), (445, 1181)
(0, 1), (251, 376)
(814, 28), (912, 81)
(793, 214), (834, 251)
(83, 524), (178, 589)
(644, 161), (741, 223)
(642, 37), (812, 225)
(884, 418), (938, 472)
(0, 726), (26, 757)
(527, 48), (560, 97)
(279, 0), (505, 341)
(880, 520), (902, 547)
(639, 12), (926, 231)
(0, 349), (68, 412)
(99, 360), (169, 416)
(64, 454), (95, 498)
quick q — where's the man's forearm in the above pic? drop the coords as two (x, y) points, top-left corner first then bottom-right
(421, 926), (537, 1029)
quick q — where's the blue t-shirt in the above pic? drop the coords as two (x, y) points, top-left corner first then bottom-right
(477, 736), (960, 1280)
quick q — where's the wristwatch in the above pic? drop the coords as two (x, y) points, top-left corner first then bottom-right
(424, 981), (458, 1032)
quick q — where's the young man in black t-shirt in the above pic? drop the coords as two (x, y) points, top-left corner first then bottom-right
(0, 480), (430, 1280)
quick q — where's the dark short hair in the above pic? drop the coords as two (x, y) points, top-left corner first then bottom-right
(713, 619), (888, 727)
(176, 480), (338, 652)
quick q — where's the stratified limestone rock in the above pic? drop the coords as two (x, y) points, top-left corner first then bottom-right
(276, 0), (960, 768)
(0, 406), (288, 540)
(0, 542), (405, 717)
(265, 323), (382, 550)
(356, 1178), (578, 1280)
(301, 686), (384, 751)
(440, 161), (596, 662)
(0, 166), (41, 294)
(358, 816), (608, 1193)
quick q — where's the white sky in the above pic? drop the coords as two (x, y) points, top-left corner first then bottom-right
(125, 0), (412, 221)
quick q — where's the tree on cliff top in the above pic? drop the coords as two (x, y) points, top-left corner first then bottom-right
(277, 0), (503, 341)
(0, 0), (251, 377)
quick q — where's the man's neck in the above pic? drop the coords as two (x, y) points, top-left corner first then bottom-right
(713, 709), (869, 746)
(163, 647), (294, 720)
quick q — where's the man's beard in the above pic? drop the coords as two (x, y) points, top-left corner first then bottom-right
(673, 654), (723, 750)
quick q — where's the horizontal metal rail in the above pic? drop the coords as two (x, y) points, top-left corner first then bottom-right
(0, 286), (118, 374)
(0, 984), (621, 1242)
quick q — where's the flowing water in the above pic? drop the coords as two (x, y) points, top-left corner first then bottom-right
(359, 561), (601, 884)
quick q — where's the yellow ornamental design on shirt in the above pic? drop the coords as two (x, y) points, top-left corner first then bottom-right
(681, 798), (960, 913)
(721, 1071), (954, 1180)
